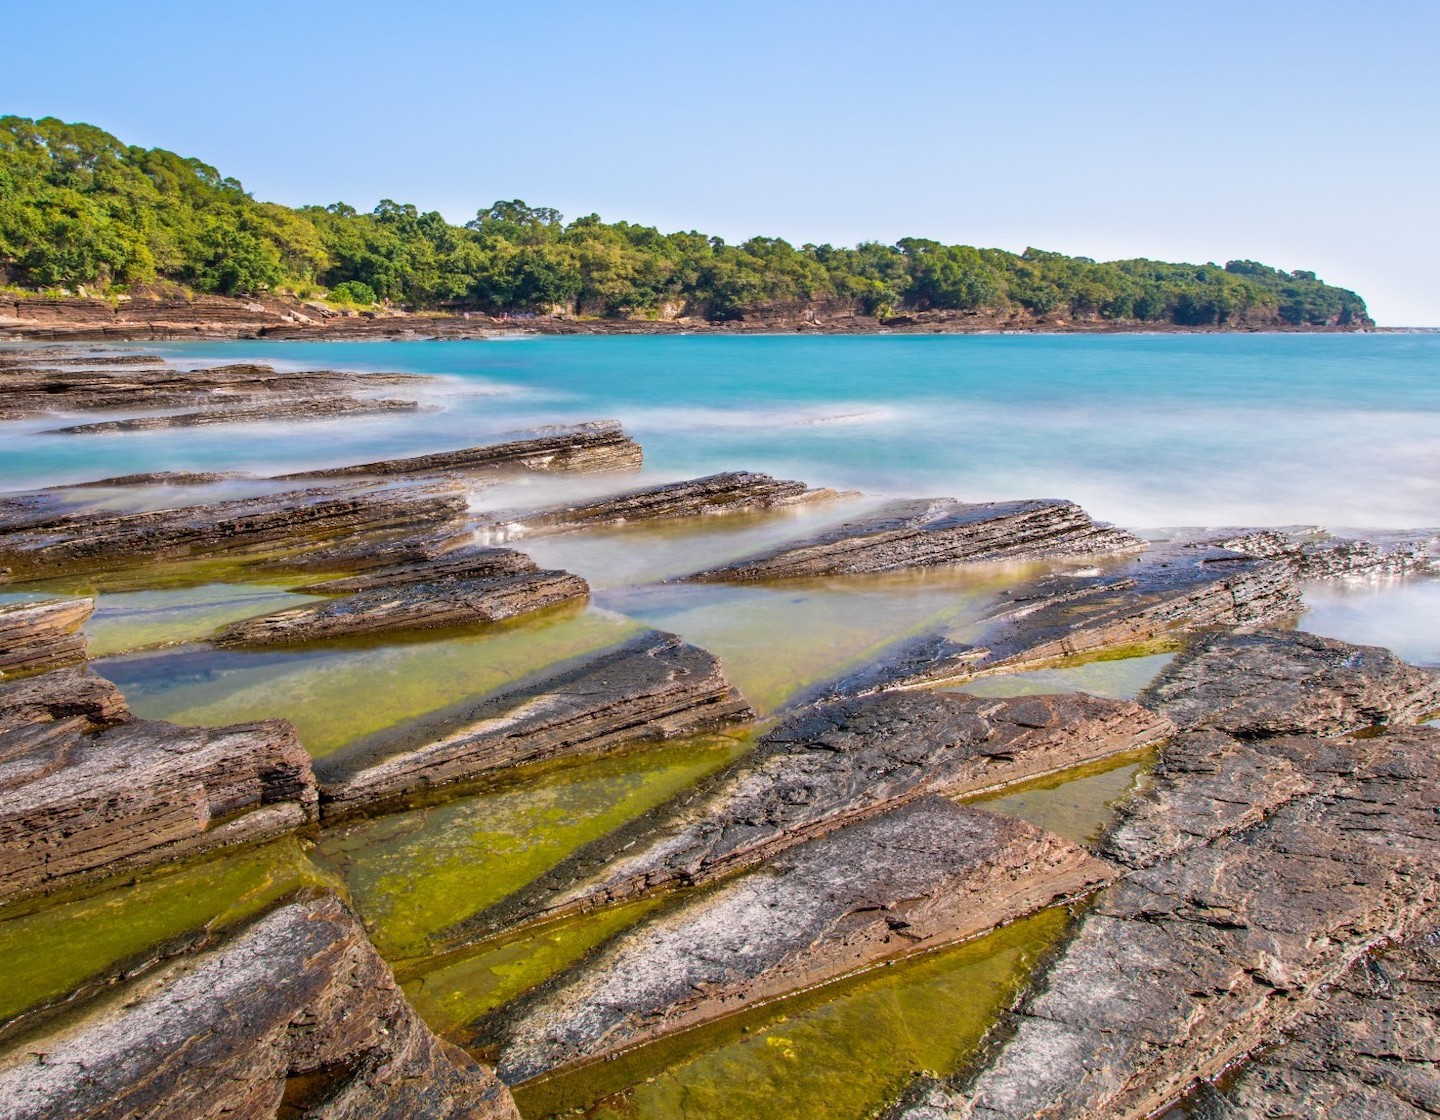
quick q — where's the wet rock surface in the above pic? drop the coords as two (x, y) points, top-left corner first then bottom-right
(1216, 527), (1438, 579)
(42, 395), (420, 433)
(0, 895), (519, 1120)
(276, 420), (644, 480)
(1218, 920), (1440, 1118)
(1141, 628), (1440, 737)
(468, 691), (1170, 938)
(214, 569), (590, 646)
(488, 797), (1110, 1083)
(687, 497), (1144, 580)
(0, 598), (94, 676)
(895, 640), (1440, 1120)
(823, 544), (1301, 699)
(318, 630), (753, 814)
(480, 471), (848, 539)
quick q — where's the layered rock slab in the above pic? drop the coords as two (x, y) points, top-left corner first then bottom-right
(490, 797), (1110, 1083)
(0, 707), (317, 903)
(687, 497), (1143, 581)
(1218, 920), (1440, 1118)
(276, 420), (643, 480)
(479, 471), (847, 539)
(465, 691), (1170, 939)
(822, 544), (1301, 699)
(0, 895), (519, 1120)
(214, 570), (590, 646)
(42, 395), (420, 434)
(318, 630), (753, 814)
(897, 719), (1440, 1120)
(0, 598), (93, 676)
(1141, 628), (1440, 737)
(295, 545), (539, 593)
(1216, 527), (1437, 579)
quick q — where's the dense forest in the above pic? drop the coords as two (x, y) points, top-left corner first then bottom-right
(0, 116), (1369, 327)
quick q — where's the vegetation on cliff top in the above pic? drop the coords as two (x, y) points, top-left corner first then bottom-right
(0, 115), (1368, 327)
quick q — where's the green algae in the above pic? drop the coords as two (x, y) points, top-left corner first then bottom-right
(955, 652), (1174, 702)
(312, 734), (751, 963)
(966, 748), (1153, 846)
(511, 905), (1074, 1120)
(402, 896), (669, 1040)
(0, 838), (341, 1032)
(98, 606), (641, 758)
(83, 582), (329, 655)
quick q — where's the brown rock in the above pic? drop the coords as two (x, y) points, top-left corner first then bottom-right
(42, 395), (420, 434)
(295, 545), (539, 593)
(0, 598), (93, 677)
(0, 895), (519, 1120)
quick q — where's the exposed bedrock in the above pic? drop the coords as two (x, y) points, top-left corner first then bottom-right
(822, 545), (1301, 699)
(0, 360), (432, 419)
(318, 630), (753, 815)
(1217, 919), (1440, 1118)
(50, 470), (256, 488)
(42, 395), (420, 434)
(1216, 527), (1438, 579)
(489, 798), (1110, 1083)
(463, 691), (1170, 940)
(296, 545), (539, 593)
(0, 895), (519, 1120)
(0, 481), (468, 580)
(1140, 628), (1440, 737)
(686, 497), (1144, 581)
(0, 598), (94, 676)
(0, 700), (317, 903)
(275, 420), (644, 480)
(479, 471), (849, 539)
(214, 570), (590, 646)
(896, 716), (1440, 1119)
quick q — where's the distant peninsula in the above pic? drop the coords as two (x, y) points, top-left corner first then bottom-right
(0, 115), (1371, 339)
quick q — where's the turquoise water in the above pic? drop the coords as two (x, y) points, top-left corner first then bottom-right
(4, 334), (1439, 529)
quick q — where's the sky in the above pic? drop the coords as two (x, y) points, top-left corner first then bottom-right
(4, 0), (1437, 324)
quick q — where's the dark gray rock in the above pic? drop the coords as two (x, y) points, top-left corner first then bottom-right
(687, 497), (1144, 580)
(296, 546), (538, 593)
(463, 691), (1171, 940)
(0, 598), (94, 677)
(42, 395), (420, 434)
(1141, 629), (1440, 738)
(489, 797), (1110, 1083)
(0, 895), (519, 1120)
(213, 570), (590, 646)
(318, 630), (753, 815)
(1216, 528), (1437, 579)
(275, 420), (643, 480)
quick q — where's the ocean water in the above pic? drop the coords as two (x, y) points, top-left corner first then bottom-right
(4, 333), (1439, 529)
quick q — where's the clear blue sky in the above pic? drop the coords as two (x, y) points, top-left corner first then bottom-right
(5, 0), (1436, 324)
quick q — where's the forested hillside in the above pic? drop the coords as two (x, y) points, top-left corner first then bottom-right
(0, 116), (1369, 327)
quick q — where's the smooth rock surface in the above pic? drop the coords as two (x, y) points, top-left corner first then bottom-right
(467, 691), (1170, 938)
(491, 797), (1109, 1082)
(1141, 628), (1440, 737)
(319, 631), (753, 814)
(687, 497), (1143, 581)
(0, 598), (93, 676)
(0, 895), (519, 1120)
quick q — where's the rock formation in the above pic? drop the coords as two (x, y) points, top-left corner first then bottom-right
(1217, 527), (1436, 579)
(295, 545), (540, 593)
(463, 691), (1170, 940)
(318, 630), (753, 815)
(686, 497), (1144, 581)
(42, 395), (420, 434)
(489, 798), (1108, 1083)
(0, 896), (519, 1120)
(0, 598), (94, 677)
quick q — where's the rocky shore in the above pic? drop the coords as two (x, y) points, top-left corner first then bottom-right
(1, 346), (1437, 1120)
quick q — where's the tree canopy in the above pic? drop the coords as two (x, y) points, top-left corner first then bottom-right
(0, 116), (1369, 327)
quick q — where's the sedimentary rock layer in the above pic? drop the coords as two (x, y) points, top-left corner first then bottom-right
(296, 545), (539, 593)
(276, 420), (643, 479)
(1217, 527), (1437, 579)
(0, 711), (317, 903)
(0, 598), (93, 676)
(491, 798), (1109, 1083)
(480, 471), (847, 539)
(318, 631), (753, 814)
(0, 480), (467, 580)
(822, 544), (1301, 699)
(43, 395), (419, 433)
(687, 497), (1144, 581)
(467, 691), (1170, 938)
(1141, 628), (1440, 737)
(1218, 920), (1440, 1118)
(215, 570), (590, 646)
(0, 665), (129, 734)
(0, 896), (519, 1120)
